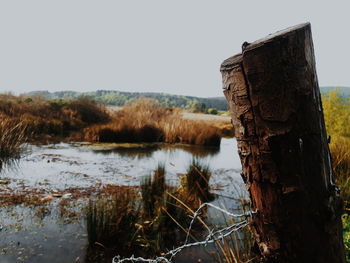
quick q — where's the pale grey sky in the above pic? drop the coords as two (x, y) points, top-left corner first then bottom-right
(0, 1), (349, 97)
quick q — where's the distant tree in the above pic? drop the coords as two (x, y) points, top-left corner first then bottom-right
(207, 108), (218, 115)
(323, 90), (350, 137)
(186, 100), (206, 113)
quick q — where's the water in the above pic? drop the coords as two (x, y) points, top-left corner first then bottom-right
(0, 138), (248, 263)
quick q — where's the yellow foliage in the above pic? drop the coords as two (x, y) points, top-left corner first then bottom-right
(322, 90), (350, 137)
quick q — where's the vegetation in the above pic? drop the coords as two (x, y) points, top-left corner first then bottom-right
(343, 214), (350, 262)
(322, 90), (350, 260)
(323, 91), (350, 204)
(323, 90), (350, 137)
(185, 159), (214, 202)
(0, 94), (231, 147)
(0, 116), (27, 163)
(84, 98), (223, 146)
(207, 108), (218, 115)
(86, 164), (202, 259)
(320, 86), (350, 98)
(26, 90), (229, 111)
(85, 163), (254, 263)
(86, 186), (140, 257)
(0, 94), (109, 139)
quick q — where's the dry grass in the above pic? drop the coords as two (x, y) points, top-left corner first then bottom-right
(0, 94), (109, 139)
(0, 94), (228, 146)
(84, 98), (222, 146)
(330, 136), (350, 211)
(0, 115), (27, 160)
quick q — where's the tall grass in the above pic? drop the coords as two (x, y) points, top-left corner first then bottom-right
(0, 94), (109, 138)
(0, 116), (27, 161)
(85, 164), (256, 262)
(84, 98), (222, 146)
(86, 186), (140, 252)
(322, 90), (350, 260)
(185, 159), (214, 202)
(86, 166), (190, 257)
(329, 136), (350, 262)
(141, 164), (166, 218)
(0, 94), (226, 145)
(330, 136), (350, 211)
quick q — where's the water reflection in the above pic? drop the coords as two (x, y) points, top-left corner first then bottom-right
(0, 138), (250, 263)
(0, 157), (20, 174)
(88, 143), (220, 159)
(91, 143), (160, 158)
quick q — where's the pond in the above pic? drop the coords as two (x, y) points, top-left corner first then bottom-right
(0, 138), (251, 263)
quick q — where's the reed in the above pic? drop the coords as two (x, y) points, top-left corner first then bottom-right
(329, 136), (350, 211)
(0, 116), (27, 161)
(0, 94), (109, 139)
(184, 159), (214, 202)
(140, 164), (166, 218)
(84, 98), (222, 146)
(86, 186), (140, 251)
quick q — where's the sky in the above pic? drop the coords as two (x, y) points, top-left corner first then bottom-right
(0, 1), (349, 97)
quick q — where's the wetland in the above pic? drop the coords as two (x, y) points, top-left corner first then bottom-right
(0, 138), (252, 263)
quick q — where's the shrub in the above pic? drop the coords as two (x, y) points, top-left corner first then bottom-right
(323, 90), (350, 137)
(0, 94), (109, 138)
(207, 108), (218, 115)
(84, 98), (222, 146)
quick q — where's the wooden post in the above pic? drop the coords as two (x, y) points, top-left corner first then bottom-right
(221, 23), (345, 263)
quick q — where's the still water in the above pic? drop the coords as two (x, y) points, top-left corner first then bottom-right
(0, 138), (248, 263)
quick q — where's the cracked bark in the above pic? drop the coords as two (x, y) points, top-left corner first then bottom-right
(221, 23), (345, 263)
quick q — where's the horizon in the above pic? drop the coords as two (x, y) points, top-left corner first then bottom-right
(17, 85), (349, 98)
(1, 1), (350, 97)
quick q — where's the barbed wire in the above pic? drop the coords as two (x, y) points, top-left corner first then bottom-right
(112, 202), (256, 263)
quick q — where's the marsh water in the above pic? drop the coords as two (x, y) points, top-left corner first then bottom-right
(0, 139), (248, 263)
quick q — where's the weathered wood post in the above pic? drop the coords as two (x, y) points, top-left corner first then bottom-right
(221, 23), (345, 263)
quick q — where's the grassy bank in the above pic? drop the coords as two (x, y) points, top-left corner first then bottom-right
(0, 94), (109, 139)
(83, 99), (230, 146)
(0, 94), (232, 147)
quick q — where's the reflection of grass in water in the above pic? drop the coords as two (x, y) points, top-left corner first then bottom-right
(92, 144), (160, 158)
(91, 142), (220, 160)
(162, 144), (220, 158)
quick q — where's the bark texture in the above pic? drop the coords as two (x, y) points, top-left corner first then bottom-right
(221, 23), (345, 263)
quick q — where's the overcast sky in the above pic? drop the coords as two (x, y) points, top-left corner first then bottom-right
(0, 1), (349, 97)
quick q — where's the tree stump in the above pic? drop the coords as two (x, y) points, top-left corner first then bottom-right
(221, 23), (345, 263)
